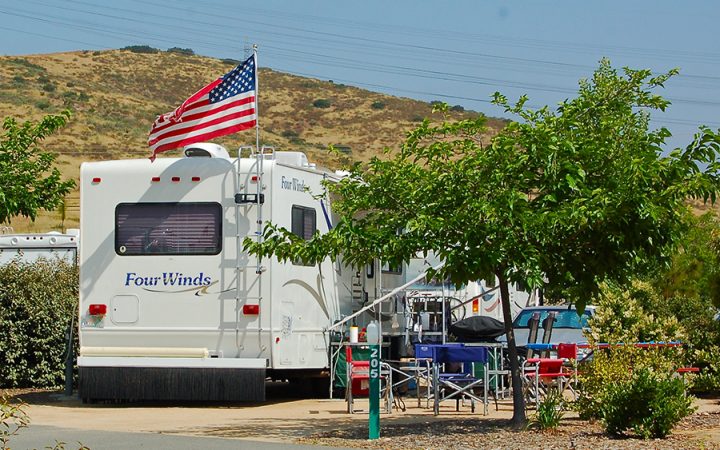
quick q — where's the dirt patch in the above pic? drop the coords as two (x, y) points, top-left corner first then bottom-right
(300, 414), (720, 449)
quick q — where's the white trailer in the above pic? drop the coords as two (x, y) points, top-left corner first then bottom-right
(78, 144), (373, 402)
(0, 230), (79, 265)
(404, 255), (536, 324)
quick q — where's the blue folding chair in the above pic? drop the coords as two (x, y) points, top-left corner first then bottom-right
(430, 344), (489, 415)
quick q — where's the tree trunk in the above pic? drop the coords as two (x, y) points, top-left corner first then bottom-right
(498, 270), (527, 428)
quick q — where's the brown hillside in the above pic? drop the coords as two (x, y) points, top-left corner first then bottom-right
(0, 49), (505, 232)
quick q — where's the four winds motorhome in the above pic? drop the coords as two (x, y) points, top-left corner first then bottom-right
(77, 143), (535, 402)
(78, 144), (368, 402)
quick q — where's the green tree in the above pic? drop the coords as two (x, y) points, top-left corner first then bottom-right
(245, 60), (720, 426)
(0, 111), (75, 224)
(656, 213), (720, 308)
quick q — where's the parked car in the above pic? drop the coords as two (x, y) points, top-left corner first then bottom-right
(497, 305), (596, 347)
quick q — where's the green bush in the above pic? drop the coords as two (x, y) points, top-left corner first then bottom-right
(35, 100), (51, 110)
(577, 346), (694, 438)
(690, 347), (720, 391)
(312, 99), (331, 108)
(167, 47), (195, 56)
(0, 259), (78, 388)
(370, 101), (385, 110)
(599, 368), (695, 438)
(7, 58), (45, 73)
(530, 389), (564, 431)
(587, 280), (685, 345)
(121, 45), (159, 54)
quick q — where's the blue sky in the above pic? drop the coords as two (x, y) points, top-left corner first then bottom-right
(0, 0), (718, 151)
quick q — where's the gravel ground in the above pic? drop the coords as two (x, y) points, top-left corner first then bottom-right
(299, 411), (720, 449)
(5, 388), (720, 449)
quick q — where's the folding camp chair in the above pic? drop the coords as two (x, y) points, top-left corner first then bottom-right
(557, 343), (578, 399)
(345, 346), (392, 413)
(525, 312), (541, 359)
(431, 344), (489, 416)
(414, 343), (441, 407)
(539, 311), (557, 358)
(522, 356), (568, 410)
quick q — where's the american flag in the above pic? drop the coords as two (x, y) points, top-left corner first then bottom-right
(148, 54), (256, 159)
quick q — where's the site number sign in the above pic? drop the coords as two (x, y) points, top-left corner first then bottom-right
(368, 344), (380, 439)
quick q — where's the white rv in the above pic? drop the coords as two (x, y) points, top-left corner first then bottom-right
(78, 144), (381, 402)
(0, 230), (79, 265)
(77, 143), (531, 402)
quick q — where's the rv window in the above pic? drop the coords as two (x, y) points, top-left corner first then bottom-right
(115, 202), (222, 256)
(291, 205), (316, 266)
(381, 262), (402, 274)
(291, 205), (316, 240)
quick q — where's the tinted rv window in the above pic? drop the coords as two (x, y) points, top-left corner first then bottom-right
(291, 205), (316, 240)
(291, 205), (316, 266)
(115, 202), (222, 256)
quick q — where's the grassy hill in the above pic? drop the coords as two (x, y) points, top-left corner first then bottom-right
(0, 48), (505, 232)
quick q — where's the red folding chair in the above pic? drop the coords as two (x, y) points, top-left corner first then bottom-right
(523, 357), (566, 410)
(557, 343), (578, 398)
(345, 346), (392, 413)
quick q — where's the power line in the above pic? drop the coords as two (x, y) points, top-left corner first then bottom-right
(3, 0), (719, 132)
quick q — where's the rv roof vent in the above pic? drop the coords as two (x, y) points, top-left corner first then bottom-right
(183, 143), (230, 159)
(274, 151), (309, 167)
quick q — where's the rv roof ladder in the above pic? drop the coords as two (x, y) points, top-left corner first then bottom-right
(235, 145), (269, 356)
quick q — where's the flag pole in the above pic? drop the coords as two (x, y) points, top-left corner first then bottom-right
(253, 44), (260, 155)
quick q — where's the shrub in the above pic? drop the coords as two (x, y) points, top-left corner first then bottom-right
(61, 91), (90, 107)
(313, 99), (331, 108)
(7, 58), (45, 73)
(450, 104), (465, 112)
(121, 45), (159, 54)
(577, 345), (694, 438)
(587, 280), (685, 344)
(600, 368), (695, 438)
(167, 47), (195, 56)
(530, 389), (564, 431)
(35, 100), (51, 110)
(690, 347), (720, 391)
(370, 101), (385, 110)
(0, 260), (78, 388)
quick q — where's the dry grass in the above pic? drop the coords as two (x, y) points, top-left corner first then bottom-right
(0, 49), (504, 232)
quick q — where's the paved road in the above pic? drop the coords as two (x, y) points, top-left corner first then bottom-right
(9, 425), (348, 450)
